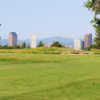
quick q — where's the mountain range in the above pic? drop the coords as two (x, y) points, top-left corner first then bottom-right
(40, 37), (74, 47)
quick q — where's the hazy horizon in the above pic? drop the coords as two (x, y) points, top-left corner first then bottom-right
(0, 0), (94, 40)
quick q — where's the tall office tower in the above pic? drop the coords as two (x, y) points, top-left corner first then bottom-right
(8, 32), (17, 47)
(74, 40), (82, 50)
(30, 33), (37, 48)
(84, 33), (92, 48)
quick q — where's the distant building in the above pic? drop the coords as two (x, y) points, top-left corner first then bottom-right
(74, 40), (82, 50)
(84, 33), (92, 48)
(8, 32), (17, 47)
(30, 33), (37, 48)
(81, 40), (84, 49)
(44, 43), (52, 48)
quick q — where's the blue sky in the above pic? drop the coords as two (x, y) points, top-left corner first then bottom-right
(0, 0), (94, 40)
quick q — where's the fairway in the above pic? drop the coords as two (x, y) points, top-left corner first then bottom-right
(0, 53), (100, 100)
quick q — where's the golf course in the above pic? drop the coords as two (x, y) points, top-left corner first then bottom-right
(0, 49), (100, 100)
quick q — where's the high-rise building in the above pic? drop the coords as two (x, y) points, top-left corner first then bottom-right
(81, 40), (84, 49)
(8, 32), (17, 47)
(30, 33), (37, 48)
(84, 33), (92, 48)
(74, 40), (82, 50)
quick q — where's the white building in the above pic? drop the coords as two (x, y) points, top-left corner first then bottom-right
(74, 40), (82, 50)
(30, 33), (37, 48)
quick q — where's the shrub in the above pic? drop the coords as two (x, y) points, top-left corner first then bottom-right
(51, 41), (63, 48)
(38, 41), (44, 47)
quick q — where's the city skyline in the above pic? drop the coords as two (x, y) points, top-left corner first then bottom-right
(74, 33), (92, 50)
(2, 32), (93, 49)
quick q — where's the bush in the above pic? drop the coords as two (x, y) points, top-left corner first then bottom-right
(83, 44), (97, 51)
(38, 41), (44, 47)
(0, 45), (21, 49)
(51, 41), (63, 48)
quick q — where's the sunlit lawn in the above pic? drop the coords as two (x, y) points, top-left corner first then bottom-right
(0, 53), (100, 100)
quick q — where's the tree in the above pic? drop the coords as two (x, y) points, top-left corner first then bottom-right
(51, 41), (63, 47)
(38, 41), (44, 47)
(85, 0), (100, 48)
(13, 45), (20, 49)
(85, 0), (100, 13)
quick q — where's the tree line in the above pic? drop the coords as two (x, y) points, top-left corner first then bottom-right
(0, 41), (64, 49)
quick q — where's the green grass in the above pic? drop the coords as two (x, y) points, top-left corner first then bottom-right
(0, 47), (72, 54)
(0, 53), (100, 100)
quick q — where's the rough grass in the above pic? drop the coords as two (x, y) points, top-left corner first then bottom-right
(0, 47), (72, 54)
(0, 53), (100, 100)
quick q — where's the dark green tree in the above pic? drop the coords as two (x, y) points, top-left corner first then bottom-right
(13, 45), (20, 49)
(51, 41), (63, 47)
(38, 41), (44, 47)
(85, 0), (100, 48)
